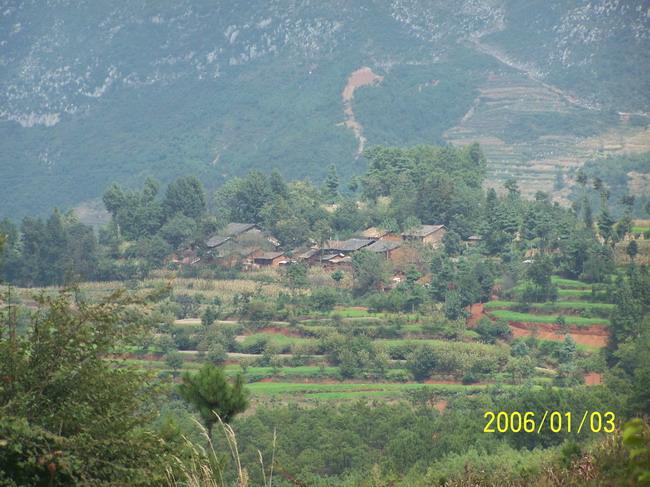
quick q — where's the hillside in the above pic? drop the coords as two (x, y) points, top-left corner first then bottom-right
(1, 0), (649, 218)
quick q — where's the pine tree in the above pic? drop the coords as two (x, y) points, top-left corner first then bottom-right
(178, 364), (248, 436)
(324, 164), (340, 201)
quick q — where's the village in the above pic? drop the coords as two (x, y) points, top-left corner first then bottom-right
(170, 221), (481, 282)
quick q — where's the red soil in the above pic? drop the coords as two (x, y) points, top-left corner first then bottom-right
(433, 400), (448, 412)
(467, 303), (485, 328)
(509, 322), (608, 348)
(584, 372), (603, 385)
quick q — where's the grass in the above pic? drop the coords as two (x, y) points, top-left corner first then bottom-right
(329, 307), (419, 320)
(550, 277), (593, 288)
(246, 382), (488, 396)
(238, 333), (317, 349)
(558, 289), (594, 297)
(487, 310), (609, 326)
(484, 300), (614, 312)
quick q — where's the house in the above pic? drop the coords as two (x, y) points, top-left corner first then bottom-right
(295, 247), (322, 264)
(169, 248), (201, 266)
(465, 235), (482, 247)
(366, 239), (402, 260)
(212, 243), (261, 269)
(205, 223), (262, 251)
(205, 235), (231, 249)
(321, 253), (352, 271)
(360, 227), (402, 242)
(323, 238), (374, 254)
(254, 251), (287, 267)
(205, 223), (278, 268)
(222, 223), (260, 238)
(401, 224), (446, 247)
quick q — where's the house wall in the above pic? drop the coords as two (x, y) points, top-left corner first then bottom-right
(422, 229), (446, 247)
(381, 233), (402, 243)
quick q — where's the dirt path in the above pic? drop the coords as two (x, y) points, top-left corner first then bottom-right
(341, 67), (383, 156)
(467, 303), (484, 328)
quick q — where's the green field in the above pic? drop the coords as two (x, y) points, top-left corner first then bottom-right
(487, 310), (609, 326)
(245, 382), (489, 396)
(484, 300), (614, 312)
(550, 277), (594, 288)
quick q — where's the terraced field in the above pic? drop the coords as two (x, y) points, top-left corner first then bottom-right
(444, 71), (650, 198)
(483, 277), (612, 348)
(6, 272), (607, 404)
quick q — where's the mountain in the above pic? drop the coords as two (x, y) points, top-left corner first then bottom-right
(1, 0), (649, 219)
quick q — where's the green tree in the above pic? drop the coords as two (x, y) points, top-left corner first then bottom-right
(201, 305), (219, 328)
(163, 176), (206, 219)
(627, 240), (639, 261)
(0, 291), (173, 484)
(178, 364), (248, 436)
(352, 250), (390, 295)
(159, 213), (197, 248)
(165, 351), (184, 376)
(284, 262), (309, 290)
(331, 270), (344, 286)
(406, 345), (437, 382)
(324, 164), (340, 201)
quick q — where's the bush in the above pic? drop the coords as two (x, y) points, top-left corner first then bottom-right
(476, 318), (512, 344)
(310, 287), (339, 312)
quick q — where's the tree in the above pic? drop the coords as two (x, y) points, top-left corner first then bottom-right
(406, 346), (437, 382)
(159, 214), (197, 248)
(206, 343), (228, 366)
(352, 251), (390, 295)
(444, 288), (464, 320)
(331, 270), (344, 286)
(178, 364), (248, 436)
(627, 240), (639, 261)
(103, 178), (165, 239)
(165, 351), (184, 376)
(201, 306), (219, 328)
(598, 206), (616, 245)
(284, 262), (308, 291)
(163, 176), (206, 219)
(324, 164), (340, 201)
(442, 230), (462, 256)
(0, 291), (174, 484)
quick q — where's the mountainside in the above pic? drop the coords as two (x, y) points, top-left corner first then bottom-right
(1, 0), (649, 218)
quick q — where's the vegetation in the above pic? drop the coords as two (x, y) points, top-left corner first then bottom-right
(0, 141), (648, 485)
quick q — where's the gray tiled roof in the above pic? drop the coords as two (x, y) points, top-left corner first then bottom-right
(367, 240), (401, 252)
(402, 224), (445, 238)
(205, 235), (230, 248)
(324, 238), (374, 252)
(223, 222), (257, 236)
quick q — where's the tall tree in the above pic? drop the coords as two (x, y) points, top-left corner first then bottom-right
(324, 164), (340, 201)
(163, 176), (206, 219)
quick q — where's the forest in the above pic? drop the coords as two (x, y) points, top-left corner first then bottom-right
(1, 144), (649, 486)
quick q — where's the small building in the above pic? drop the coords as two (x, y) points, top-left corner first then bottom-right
(205, 235), (231, 249)
(222, 223), (260, 238)
(321, 253), (352, 271)
(360, 227), (402, 242)
(323, 238), (374, 254)
(169, 248), (201, 266)
(254, 251), (287, 267)
(295, 247), (322, 264)
(214, 246), (261, 269)
(366, 239), (402, 260)
(401, 224), (446, 247)
(465, 235), (482, 247)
